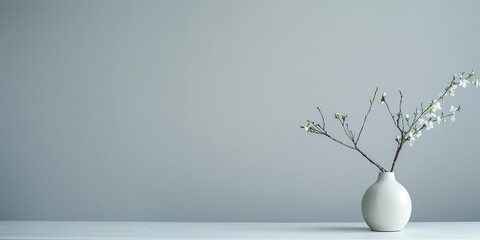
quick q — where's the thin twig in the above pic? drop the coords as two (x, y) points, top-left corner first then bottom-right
(356, 87), (378, 144)
(309, 128), (387, 172)
(383, 100), (402, 132)
(398, 91), (405, 132)
(317, 107), (326, 129)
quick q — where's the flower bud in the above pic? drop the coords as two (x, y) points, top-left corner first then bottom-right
(304, 126), (310, 132)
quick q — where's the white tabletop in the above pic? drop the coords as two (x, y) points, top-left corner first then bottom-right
(0, 221), (479, 239)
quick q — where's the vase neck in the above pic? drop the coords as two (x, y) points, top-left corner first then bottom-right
(377, 172), (395, 181)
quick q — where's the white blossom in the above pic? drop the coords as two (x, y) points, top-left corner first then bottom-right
(431, 100), (442, 112)
(415, 130), (422, 138)
(407, 131), (416, 147)
(451, 115), (456, 122)
(459, 78), (469, 88)
(474, 79), (480, 88)
(425, 111), (436, 119)
(449, 84), (457, 96)
(450, 106), (458, 114)
(425, 120), (434, 131)
(417, 118), (426, 128)
(408, 132), (415, 141)
(405, 114), (410, 120)
(436, 115), (444, 125)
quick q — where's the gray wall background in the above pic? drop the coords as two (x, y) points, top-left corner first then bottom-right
(1, 0), (479, 222)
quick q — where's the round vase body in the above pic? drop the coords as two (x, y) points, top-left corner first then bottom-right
(361, 172), (411, 232)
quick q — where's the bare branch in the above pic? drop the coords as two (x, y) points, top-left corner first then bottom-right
(390, 141), (403, 172)
(384, 100), (402, 132)
(309, 129), (387, 172)
(398, 91), (405, 131)
(317, 107), (326, 129)
(356, 87), (378, 144)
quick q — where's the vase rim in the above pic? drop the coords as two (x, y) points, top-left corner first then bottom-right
(378, 171), (395, 176)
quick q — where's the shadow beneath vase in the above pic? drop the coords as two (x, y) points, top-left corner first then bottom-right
(293, 226), (371, 233)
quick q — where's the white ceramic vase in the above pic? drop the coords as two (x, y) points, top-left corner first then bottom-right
(361, 172), (411, 232)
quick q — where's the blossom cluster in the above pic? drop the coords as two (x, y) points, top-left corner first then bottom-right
(397, 71), (477, 147)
